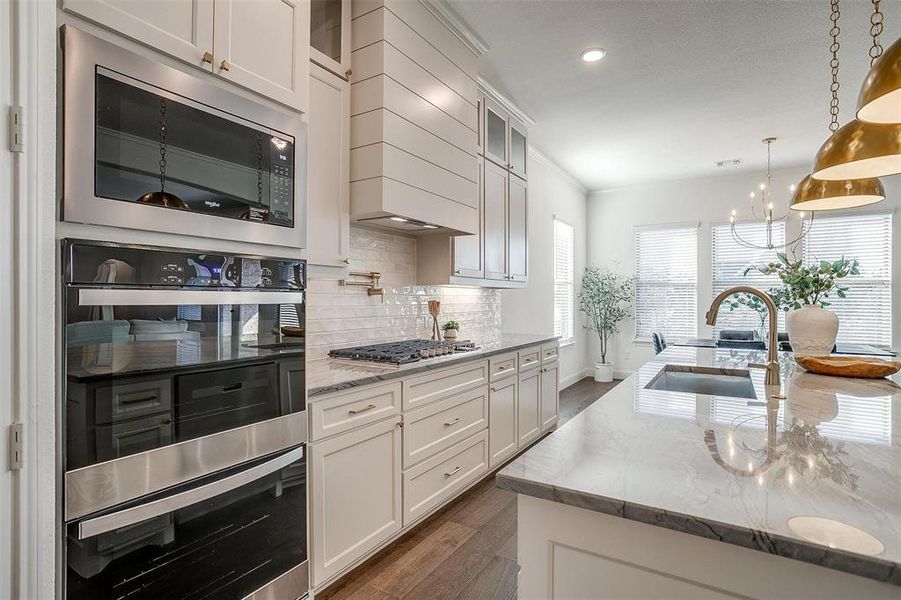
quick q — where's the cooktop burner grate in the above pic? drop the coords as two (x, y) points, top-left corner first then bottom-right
(328, 339), (478, 365)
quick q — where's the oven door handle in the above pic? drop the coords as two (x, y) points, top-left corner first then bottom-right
(77, 445), (304, 540)
(77, 288), (305, 306)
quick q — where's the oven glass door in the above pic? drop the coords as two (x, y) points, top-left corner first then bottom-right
(95, 68), (295, 227)
(64, 288), (306, 472)
(67, 446), (307, 600)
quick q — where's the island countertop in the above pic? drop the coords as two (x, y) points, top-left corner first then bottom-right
(496, 346), (901, 586)
(307, 333), (558, 397)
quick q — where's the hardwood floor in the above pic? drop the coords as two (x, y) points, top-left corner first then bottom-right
(317, 376), (624, 600)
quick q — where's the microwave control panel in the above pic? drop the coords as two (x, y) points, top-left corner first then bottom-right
(269, 144), (293, 226)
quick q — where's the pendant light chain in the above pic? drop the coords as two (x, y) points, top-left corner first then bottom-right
(869, 0), (883, 65)
(158, 97), (168, 194)
(828, 0), (841, 132)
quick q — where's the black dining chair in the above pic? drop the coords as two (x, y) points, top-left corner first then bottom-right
(652, 332), (667, 355)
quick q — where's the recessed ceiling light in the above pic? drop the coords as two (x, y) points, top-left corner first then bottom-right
(581, 48), (606, 63)
(389, 216), (408, 222)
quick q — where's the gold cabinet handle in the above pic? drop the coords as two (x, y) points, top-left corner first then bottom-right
(202, 51), (213, 64)
(444, 417), (462, 427)
(220, 59), (231, 71)
(444, 466), (461, 478)
(342, 257), (351, 265)
(348, 404), (376, 415)
(345, 68), (352, 79)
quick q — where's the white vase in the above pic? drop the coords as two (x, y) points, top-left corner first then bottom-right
(443, 328), (458, 340)
(594, 362), (614, 383)
(786, 305), (838, 357)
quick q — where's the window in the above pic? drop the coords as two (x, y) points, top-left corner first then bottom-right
(802, 212), (892, 347)
(711, 220), (786, 336)
(634, 224), (698, 340)
(554, 219), (575, 344)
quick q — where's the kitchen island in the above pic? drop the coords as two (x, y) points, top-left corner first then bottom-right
(497, 346), (900, 599)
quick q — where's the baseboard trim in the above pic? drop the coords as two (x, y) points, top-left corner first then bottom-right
(614, 370), (634, 380)
(561, 368), (592, 390)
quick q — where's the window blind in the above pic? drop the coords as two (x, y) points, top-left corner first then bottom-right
(802, 212), (892, 347)
(711, 221), (786, 336)
(554, 219), (575, 344)
(634, 225), (698, 340)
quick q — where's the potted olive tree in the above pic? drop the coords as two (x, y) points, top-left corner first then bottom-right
(746, 252), (858, 356)
(578, 266), (634, 382)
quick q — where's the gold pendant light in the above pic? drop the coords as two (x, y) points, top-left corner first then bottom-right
(791, 0), (885, 210)
(856, 0), (900, 124)
(811, 0), (901, 181)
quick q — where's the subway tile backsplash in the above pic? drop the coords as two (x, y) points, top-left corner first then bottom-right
(305, 226), (502, 365)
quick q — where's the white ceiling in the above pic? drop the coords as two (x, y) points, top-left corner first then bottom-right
(447, 0), (900, 191)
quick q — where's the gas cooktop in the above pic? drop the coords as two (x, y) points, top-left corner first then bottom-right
(328, 339), (479, 366)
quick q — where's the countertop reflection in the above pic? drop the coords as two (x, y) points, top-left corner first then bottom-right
(497, 346), (901, 586)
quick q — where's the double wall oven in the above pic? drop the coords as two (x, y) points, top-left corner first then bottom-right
(62, 26), (306, 247)
(62, 241), (308, 599)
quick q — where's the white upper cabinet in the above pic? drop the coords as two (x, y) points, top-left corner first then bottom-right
(306, 64), (350, 268)
(63, 0), (215, 69)
(509, 117), (528, 179)
(310, 0), (351, 77)
(508, 173), (528, 282)
(213, 0), (310, 111)
(484, 97), (509, 168)
(483, 158), (509, 280)
(63, 0), (309, 112)
(451, 156), (485, 278)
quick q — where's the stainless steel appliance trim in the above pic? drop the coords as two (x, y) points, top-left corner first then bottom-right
(62, 25), (308, 249)
(77, 288), (306, 306)
(66, 410), (308, 520)
(78, 445), (304, 539)
(242, 561), (309, 600)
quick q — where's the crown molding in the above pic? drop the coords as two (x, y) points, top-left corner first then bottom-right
(419, 0), (489, 57)
(478, 76), (536, 126)
(528, 146), (589, 195)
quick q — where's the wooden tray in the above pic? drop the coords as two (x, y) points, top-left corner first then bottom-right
(795, 355), (901, 379)
(280, 326), (305, 337)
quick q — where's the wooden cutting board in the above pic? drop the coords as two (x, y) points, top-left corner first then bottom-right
(795, 355), (901, 378)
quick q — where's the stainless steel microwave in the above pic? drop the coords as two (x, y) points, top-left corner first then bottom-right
(62, 26), (307, 248)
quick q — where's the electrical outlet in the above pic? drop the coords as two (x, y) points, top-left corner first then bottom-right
(624, 350), (631, 360)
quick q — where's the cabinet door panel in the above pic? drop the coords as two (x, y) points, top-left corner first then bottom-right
(310, 0), (351, 76)
(311, 416), (402, 587)
(307, 65), (350, 267)
(508, 173), (528, 282)
(484, 98), (508, 167)
(541, 362), (560, 431)
(63, 0), (215, 69)
(518, 370), (541, 447)
(509, 118), (528, 179)
(483, 159), (508, 280)
(453, 156), (484, 277)
(489, 377), (517, 467)
(213, 0), (310, 111)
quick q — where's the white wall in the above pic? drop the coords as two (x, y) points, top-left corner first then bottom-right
(502, 148), (589, 388)
(587, 166), (901, 374)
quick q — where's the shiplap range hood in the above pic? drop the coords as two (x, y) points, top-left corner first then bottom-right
(349, 0), (480, 235)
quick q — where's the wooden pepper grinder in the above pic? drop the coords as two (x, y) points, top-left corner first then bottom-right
(428, 299), (441, 341)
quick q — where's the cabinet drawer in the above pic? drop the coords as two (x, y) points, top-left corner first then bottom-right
(93, 378), (172, 425)
(518, 347), (541, 371)
(403, 386), (488, 468)
(403, 360), (489, 411)
(489, 354), (517, 381)
(541, 343), (559, 364)
(403, 430), (488, 526)
(310, 382), (402, 441)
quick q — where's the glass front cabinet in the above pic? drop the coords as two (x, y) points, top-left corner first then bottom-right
(310, 0), (351, 78)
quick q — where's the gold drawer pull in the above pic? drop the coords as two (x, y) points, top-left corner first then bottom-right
(220, 59), (231, 71)
(444, 417), (462, 427)
(444, 466), (461, 478)
(201, 51), (213, 64)
(348, 404), (376, 415)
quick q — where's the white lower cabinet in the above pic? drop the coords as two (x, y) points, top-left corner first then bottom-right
(488, 375), (518, 467)
(310, 415), (402, 587)
(541, 361), (560, 431)
(517, 367), (541, 447)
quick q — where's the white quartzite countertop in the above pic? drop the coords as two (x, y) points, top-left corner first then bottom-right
(497, 346), (901, 585)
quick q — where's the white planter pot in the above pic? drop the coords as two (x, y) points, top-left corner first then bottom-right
(594, 362), (614, 383)
(443, 328), (458, 340)
(786, 305), (839, 357)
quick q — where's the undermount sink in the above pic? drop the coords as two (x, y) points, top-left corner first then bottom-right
(645, 365), (757, 400)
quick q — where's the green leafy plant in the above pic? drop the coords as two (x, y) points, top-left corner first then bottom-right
(745, 252), (859, 310)
(442, 320), (460, 331)
(724, 292), (771, 339)
(578, 266), (634, 364)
